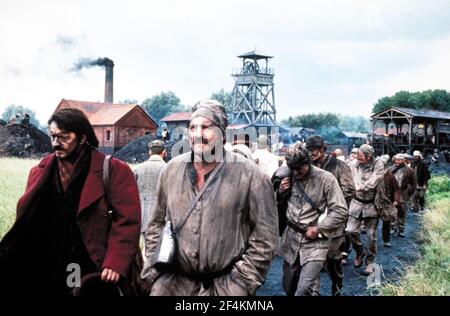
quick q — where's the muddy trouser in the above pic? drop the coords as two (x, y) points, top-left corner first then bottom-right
(326, 235), (345, 296)
(413, 187), (426, 212)
(339, 232), (352, 258)
(282, 256), (324, 296)
(382, 219), (391, 243)
(347, 215), (380, 265)
(397, 202), (407, 233)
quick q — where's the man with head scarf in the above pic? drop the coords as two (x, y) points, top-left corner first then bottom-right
(141, 99), (278, 296)
(346, 144), (385, 275)
(276, 144), (348, 296)
(389, 153), (417, 237)
(305, 135), (354, 296)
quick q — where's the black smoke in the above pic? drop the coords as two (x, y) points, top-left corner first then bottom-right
(72, 57), (114, 71)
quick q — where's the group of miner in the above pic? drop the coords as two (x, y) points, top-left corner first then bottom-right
(0, 99), (430, 296)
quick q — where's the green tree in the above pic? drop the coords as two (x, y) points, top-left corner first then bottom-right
(281, 113), (370, 143)
(372, 90), (450, 113)
(1, 104), (40, 127)
(338, 115), (370, 133)
(210, 89), (232, 111)
(120, 99), (138, 105)
(141, 91), (186, 125)
(281, 113), (340, 129)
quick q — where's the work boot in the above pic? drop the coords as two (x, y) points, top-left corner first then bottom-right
(341, 252), (349, 265)
(354, 251), (365, 268)
(362, 263), (375, 276)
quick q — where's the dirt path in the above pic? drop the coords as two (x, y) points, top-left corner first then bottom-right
(257, 210), (422, 296)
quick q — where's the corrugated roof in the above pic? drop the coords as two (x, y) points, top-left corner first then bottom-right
(238, 50), (273, 59)
(161, 112), (191, 122)
(287, 127), (316, 134)
(55, 99), (156, 126)
(341, 131), (368, 139)
(227, 124), (251, 130)
(372, 107), (450, 120)
(395, 107), (450, 120)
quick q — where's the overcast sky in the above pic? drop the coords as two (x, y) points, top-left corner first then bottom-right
(1, 0), (450, 124)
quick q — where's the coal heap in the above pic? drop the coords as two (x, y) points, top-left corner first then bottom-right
(114, 134), (157, 163)
(0, 124), (52, 158)
(114, 134), (189, 164)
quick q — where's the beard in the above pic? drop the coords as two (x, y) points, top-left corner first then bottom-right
(54, 142), (85, 162)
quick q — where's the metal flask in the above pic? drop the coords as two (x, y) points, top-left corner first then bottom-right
(153, 220), (177, 270)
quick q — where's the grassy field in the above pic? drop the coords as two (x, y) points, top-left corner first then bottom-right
(0, 157), (39, 239)
(381, 175), (450, 296)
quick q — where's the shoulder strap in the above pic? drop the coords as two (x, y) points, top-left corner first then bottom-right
(173, 161), (225, 234)
(296, 181), (324, 214)
(103, 155), (112, 212)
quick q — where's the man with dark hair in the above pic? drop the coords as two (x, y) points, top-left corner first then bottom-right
(411, 151), (430, 213)
(277, 144), (347, 296)
(161, 127), (170, 142)
(0, 108), (141, 295)
(305, 135), (354, 296)
(134, 140), (167, 242)
(21, 113), (31, 126)
(389, 154), (417, 237)
(141, 99), (278, 296)
(379, 155), (400, 248)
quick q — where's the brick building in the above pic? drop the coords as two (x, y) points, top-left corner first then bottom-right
(55, 99), (158, 154)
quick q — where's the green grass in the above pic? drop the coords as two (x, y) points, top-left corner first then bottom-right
(0, 157), (39, 239)
(380, 175), (450, 296)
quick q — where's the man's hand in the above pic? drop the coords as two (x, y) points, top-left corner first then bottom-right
(101, 268), (120, 284)
(393, 201), (398, 207)
(305, 226), (319, 240)
(279, 177), (291, 193)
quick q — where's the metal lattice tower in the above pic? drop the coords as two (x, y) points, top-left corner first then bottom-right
(230, 50), (277, 126)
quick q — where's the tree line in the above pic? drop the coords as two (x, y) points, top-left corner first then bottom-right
(2, 89), (449, 135)
(281, 113), (370, 143)
(372, 89), (450, 113)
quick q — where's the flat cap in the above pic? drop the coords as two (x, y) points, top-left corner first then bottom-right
(148, 139), (166, 150)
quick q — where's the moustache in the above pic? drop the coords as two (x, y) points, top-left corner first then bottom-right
(53, 146), (64, 151)
(191, 137), (210, 145)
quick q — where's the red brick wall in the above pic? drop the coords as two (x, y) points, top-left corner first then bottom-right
(94, 126), (115, 149)
(116, 108), (158, 148)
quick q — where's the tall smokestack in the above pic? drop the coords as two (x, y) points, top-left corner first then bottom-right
(104, 59), (114, 103)
(72, 57), (114, 103)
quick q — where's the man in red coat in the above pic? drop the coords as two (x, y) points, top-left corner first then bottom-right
(0, 108), (141, 295)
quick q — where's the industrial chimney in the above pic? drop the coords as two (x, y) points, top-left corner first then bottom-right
(104, 59), (114, 103)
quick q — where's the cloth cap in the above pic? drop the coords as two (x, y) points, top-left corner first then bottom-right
(190, 99), (228, 137)
(305, 135), (324, 150)
(148, 139), (166, 151)
(285, 143), (310, 170)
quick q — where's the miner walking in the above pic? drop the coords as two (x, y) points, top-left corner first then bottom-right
(277, 144), (348, 296)
(305, 135), (354, 296)
(141, 99), (278, 296)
